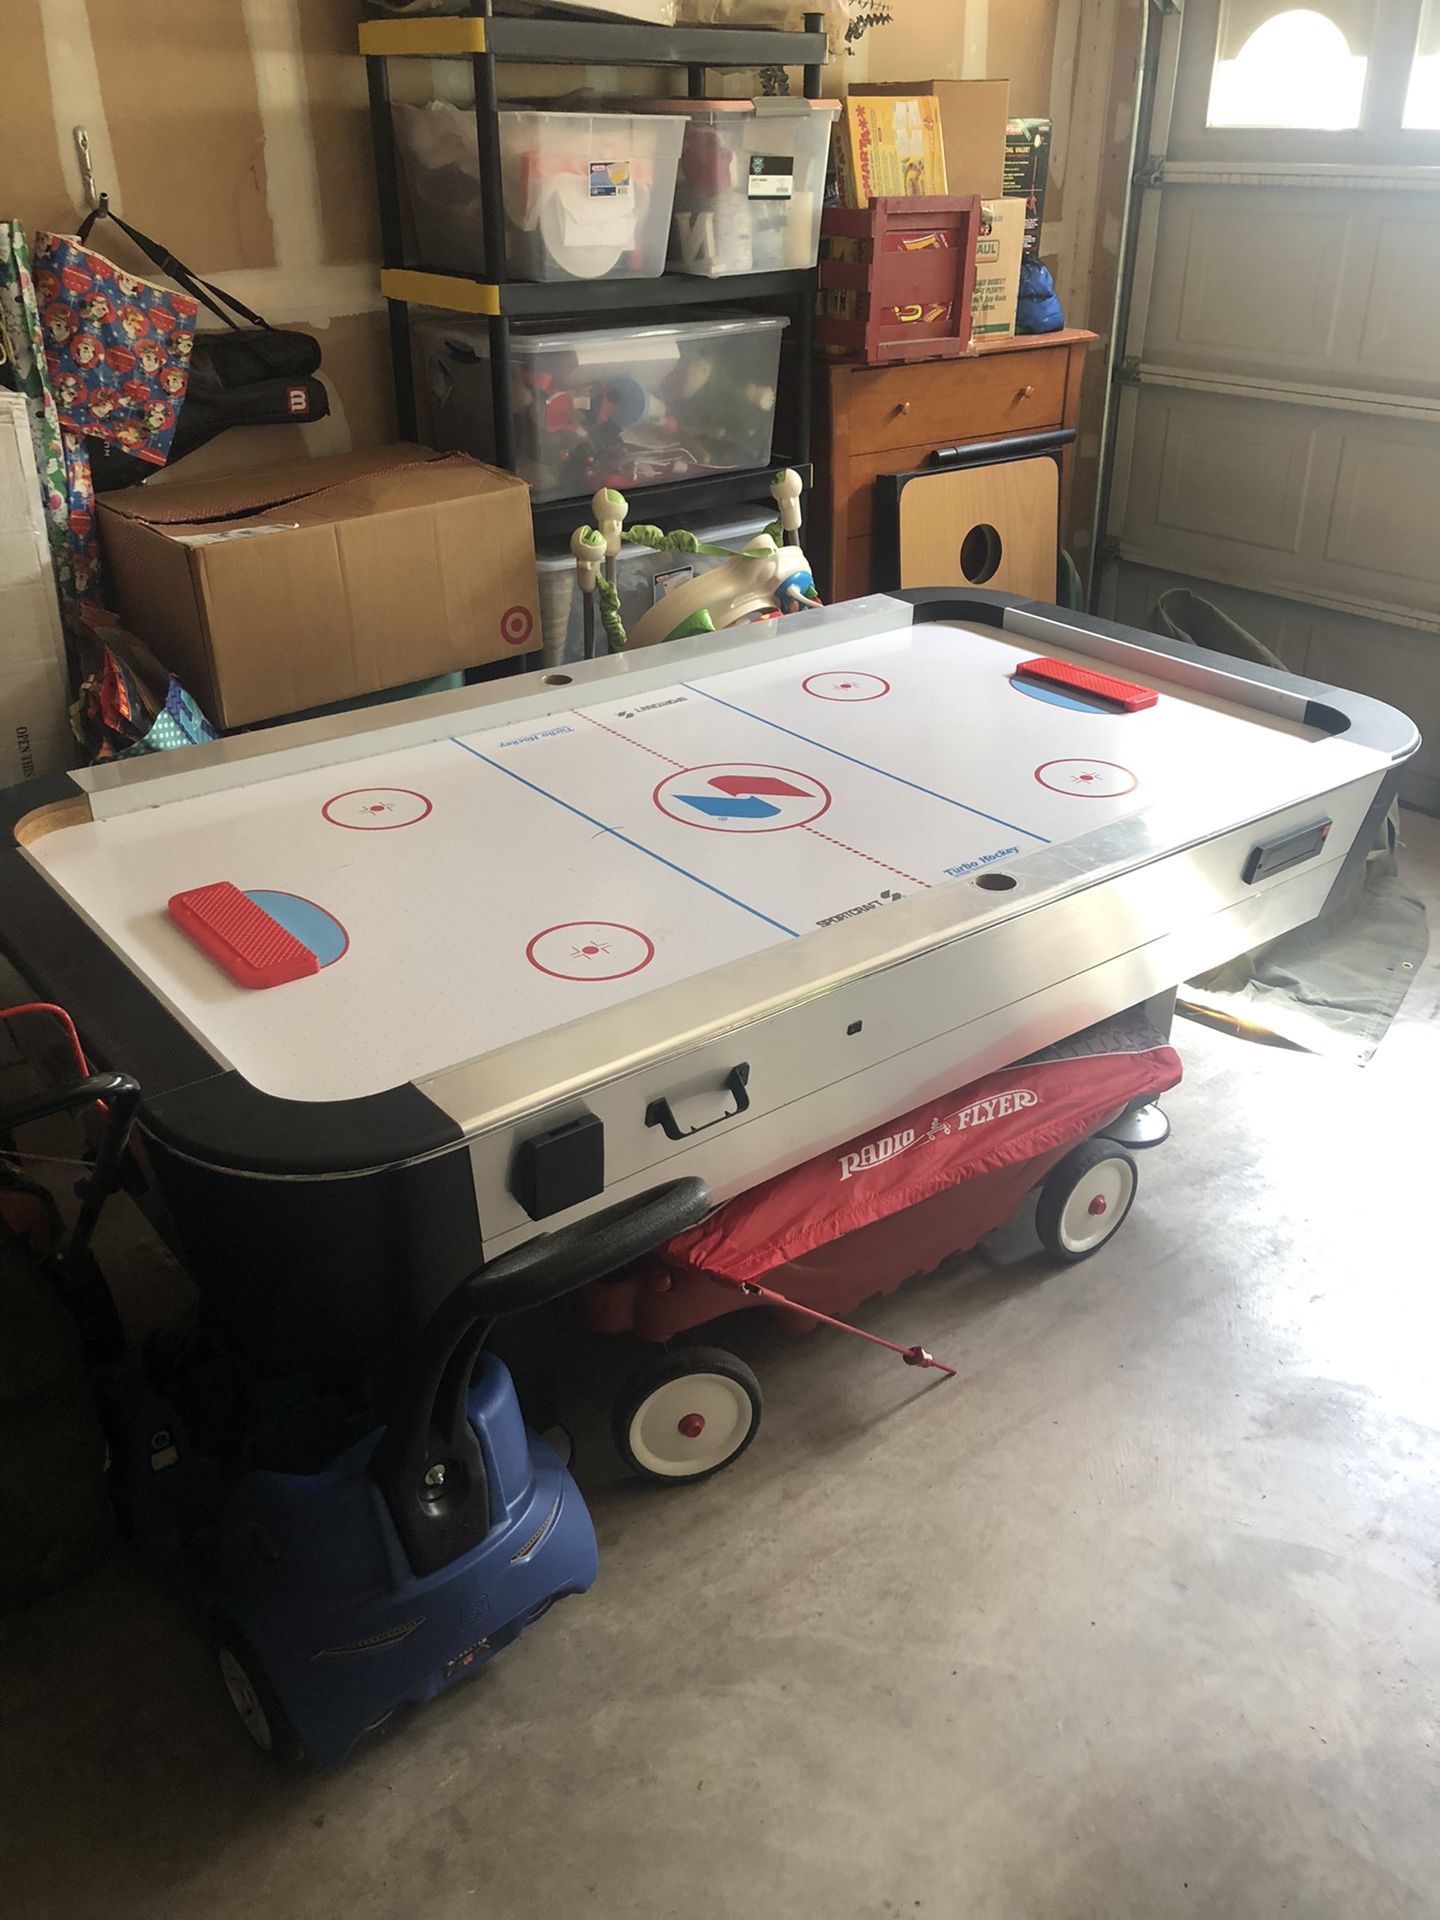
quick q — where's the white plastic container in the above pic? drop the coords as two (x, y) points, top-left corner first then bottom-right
(393, 103), (685, 282)
(413, 311), (787, 502)
(534, 506), (774, 664)
(644, 98), (840, 277)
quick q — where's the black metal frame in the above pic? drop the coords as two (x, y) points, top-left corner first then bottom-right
(363, 3), (826, 520)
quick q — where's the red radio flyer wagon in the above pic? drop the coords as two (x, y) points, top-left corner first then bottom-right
(583, 1011), (1182, 1482)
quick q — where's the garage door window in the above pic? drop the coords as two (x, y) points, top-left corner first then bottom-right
(1404, 0), (1440, 126)
(1207, 2), (1371, 128)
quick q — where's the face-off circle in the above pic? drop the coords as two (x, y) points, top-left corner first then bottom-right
(526, 922), (655, 982)
(323, 788), (433, 830)
(500, 604), (535, 647)
(802, 671), (890, 702)
(652, 763), (831, 833)
(1034, 759), (1138, 798)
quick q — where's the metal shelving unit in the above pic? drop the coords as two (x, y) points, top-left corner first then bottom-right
(361, 4), (826, 537)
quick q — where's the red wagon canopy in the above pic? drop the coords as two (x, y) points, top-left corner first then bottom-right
(665, 1010), (1182, 1285)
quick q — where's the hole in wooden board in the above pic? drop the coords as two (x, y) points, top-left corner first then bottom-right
(542, 673), (573, 686)
(974, 872), (1018, 892)
(960, 522), (1003, 585)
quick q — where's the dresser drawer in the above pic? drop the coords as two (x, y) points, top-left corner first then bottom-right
(844, 350), (1068, 456)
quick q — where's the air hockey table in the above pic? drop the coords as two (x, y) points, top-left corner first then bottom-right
(0, 588), (1418, 1385)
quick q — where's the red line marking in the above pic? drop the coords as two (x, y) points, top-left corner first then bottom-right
(577, 710), (686, 769)
(801, 825), (931, 888)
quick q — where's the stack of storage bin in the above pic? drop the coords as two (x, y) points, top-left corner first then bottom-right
(395, 94), (836, 504)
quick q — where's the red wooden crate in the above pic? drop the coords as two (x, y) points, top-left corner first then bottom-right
(817, 194), (983, 366)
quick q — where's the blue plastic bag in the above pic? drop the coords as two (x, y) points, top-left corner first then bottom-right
(1017, 258), (1064, 334)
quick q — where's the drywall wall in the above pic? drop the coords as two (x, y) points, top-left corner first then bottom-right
(2, 0), (392, 477)
(5, 0), (1136, 573)
(857, 0), (1059, 115)
(2, 1), (847, 485)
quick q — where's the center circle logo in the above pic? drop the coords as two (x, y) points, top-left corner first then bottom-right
(652, 763), (832, 833)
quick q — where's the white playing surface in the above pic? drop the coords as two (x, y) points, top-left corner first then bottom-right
(30, 621), (1337, 1101)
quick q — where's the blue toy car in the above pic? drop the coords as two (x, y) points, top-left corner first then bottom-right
(49, 1084), (710, 1763)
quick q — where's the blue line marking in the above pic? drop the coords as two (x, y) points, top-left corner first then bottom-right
(449, 738), (799, 939)
(681, 683), (1050, 844)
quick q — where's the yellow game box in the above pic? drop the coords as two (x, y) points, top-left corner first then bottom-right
(832, 95), (948, 209)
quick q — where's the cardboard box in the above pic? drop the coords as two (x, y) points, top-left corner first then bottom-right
(98, 445), (539, 729)
(0, 395), (73, 786)
(970, 197), (1024, 340)
(833, 95), (947, 209)
(852, 79), (1009, 198)
(1004, 116), (1051, 260)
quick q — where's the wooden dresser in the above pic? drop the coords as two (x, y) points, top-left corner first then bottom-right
(812, 329), (1097, 602)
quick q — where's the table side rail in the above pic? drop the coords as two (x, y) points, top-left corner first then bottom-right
(464, 776), (1377, 1251)
(470, 845), (1345, 1258)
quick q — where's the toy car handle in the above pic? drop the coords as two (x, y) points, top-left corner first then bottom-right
(371, 1178), (711, 1577)
(0, 1071), (141, 1274)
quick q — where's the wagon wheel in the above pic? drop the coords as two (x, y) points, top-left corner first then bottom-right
(1034, 1139), (1139, 1263)
(613, 1347), (762, 1485)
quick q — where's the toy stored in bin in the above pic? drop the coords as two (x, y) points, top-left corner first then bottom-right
(568, 470), (819, 654)
(635, 97), (839, 277)
(393, 104), (684, 281)
(818, 195), (983, 364)
(536, 503), (774, 664)
(413, 312), (787, 503)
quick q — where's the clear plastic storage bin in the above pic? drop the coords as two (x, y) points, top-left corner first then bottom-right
(413, 311), (787, 503)
(644, 98), (840, 277)
(393, 103), (685, 282)
(535, 507), (775, 664)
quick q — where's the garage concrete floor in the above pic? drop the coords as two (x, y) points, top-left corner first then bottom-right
(2, 814), (1439, 1920)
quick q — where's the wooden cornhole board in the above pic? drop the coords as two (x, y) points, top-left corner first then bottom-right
(895, 453), (1058, 600)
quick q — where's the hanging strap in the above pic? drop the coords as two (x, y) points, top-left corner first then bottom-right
(77, 196), (272, 334)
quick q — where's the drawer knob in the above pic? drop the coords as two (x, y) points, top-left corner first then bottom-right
(895, 399), (912, 415)
(1018, 384), (1035, 400)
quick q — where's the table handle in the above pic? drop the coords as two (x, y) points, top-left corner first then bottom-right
(1017, 384), (1035, 400)
(646, 1064), (751, 1141)
(895, 399), (912, 415)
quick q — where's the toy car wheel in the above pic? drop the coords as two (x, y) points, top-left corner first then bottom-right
(215, 1628), (302, 1764)
(614, 1347), (762, 1485)
(1035, 1139), (1138, 1263)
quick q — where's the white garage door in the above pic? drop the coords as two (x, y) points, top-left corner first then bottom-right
(1099, 0), (1440, 810)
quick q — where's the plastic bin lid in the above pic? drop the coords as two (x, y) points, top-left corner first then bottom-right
(412, 309), (787, 356)
(535, 504), (775, 570)
(639, 97), (841, 117)
(497, 105), (693, 125)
